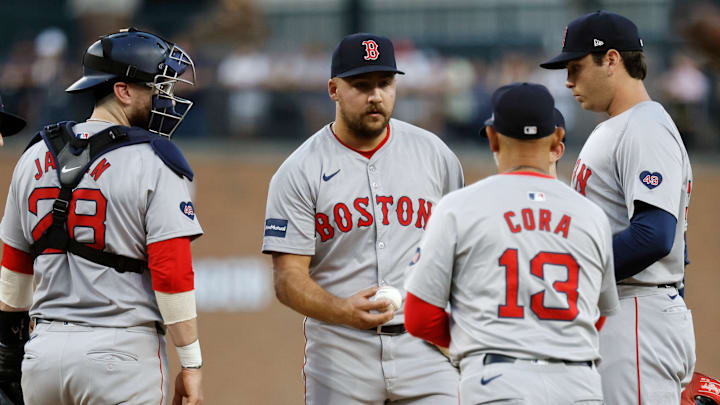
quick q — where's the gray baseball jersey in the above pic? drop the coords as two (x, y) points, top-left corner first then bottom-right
(262, 118), (464, 403)
(0, 121), (203, 327)
(570, 101), (692, 285)
(405, 172), (619, 363)
(262, 118), (463, 322)
(570, 101), (696, 402)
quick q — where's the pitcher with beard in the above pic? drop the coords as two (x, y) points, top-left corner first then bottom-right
(262, 33), (464, 404)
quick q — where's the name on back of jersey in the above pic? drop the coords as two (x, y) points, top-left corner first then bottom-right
(503, 207), (572, 238)
(32, 150), (111, 183)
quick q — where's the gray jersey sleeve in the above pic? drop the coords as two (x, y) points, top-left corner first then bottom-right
(262, 161), (316, 256)
(616, 117), (683, 219)
(444, 153), (465, 193)
(0, 164), (28, 251)
(145, 160), (203, 244)
(597, 212), (620, 315)
(404, 199), (456, 308)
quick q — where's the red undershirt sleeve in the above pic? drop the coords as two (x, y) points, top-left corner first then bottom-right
(1, 244), (33, 275)
(595, 315), (606, 331)
(404, 291), (450, 348)
(147, 237), (194, 293)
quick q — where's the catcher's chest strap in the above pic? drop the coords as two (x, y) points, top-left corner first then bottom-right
(28, 122), (148, 274)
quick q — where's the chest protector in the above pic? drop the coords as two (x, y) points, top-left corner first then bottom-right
(26, 121), (193, 274)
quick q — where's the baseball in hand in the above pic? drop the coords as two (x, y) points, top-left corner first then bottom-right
(372, 286), (403, 312)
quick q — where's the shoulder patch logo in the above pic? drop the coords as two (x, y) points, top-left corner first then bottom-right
(265, 218), (289, 238)
(180, 202), (195, 220)
(639, 171), (662, 189)
(409, 247), (421, 266)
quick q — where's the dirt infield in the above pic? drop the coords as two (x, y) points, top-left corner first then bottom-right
(1, 149), (718, 404)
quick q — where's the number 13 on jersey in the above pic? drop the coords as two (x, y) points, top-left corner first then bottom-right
(498, 248), (580, 321)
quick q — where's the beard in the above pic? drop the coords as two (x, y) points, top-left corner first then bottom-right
(128, 104), (151, 129)
(340, 104), (393, 139)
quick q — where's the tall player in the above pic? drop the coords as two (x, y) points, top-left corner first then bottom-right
(541, 10), (696, 403)
(0, 29), (204, 404)
(404, 82), (619, 404)
(262, 33), (464, 404)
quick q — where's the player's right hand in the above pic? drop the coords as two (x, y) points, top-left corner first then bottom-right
(172, 368), (203, 405)
(342, 286), (395, 329)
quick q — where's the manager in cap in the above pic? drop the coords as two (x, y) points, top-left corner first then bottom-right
(0, 95), (26, 147)
(541, 10), (696, 403)
(263, 32), (463, 404)
(405, 81), (619, 404)
(480, 88), (567, 178)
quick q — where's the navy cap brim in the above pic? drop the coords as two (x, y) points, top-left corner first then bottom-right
(65, 73), (117, 93)
(479, 116), (494, 138)
(540, 50), (590, 69)
(335, 65), (405, 78)
(0, 111), (26, 137)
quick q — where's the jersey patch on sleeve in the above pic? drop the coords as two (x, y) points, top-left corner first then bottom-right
(639, 171), (663, 189)
(409, 247), (421, 266)
(180, 201), (196, 220)
(265, 218), (289, 237)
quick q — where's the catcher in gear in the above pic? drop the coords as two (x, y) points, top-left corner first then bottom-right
(0, 28), (203, 404)
(683, 372), (720, 405)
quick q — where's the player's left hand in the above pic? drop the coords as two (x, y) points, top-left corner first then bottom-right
(172, 368), (203, 405)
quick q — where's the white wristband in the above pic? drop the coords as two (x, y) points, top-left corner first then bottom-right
(176, 339), (202, 369)
(0, 267), (33, 309)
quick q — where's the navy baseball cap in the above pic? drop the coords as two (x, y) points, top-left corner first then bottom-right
(540, 10), (644, 69)
(480, 82), (558, 140)
(0, 95), (26, 136)
(331, 33), (405, 78)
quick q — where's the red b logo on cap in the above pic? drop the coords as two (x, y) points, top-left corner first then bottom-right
(362, 40), (379, 60)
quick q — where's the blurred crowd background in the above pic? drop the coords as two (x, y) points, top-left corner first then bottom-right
(3, 2), (720, 401)
(2, 0), (720, 151)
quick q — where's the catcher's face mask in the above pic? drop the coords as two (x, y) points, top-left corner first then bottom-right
(147, 44), (195, 138)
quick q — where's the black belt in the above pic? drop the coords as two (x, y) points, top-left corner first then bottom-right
(617, 283), (678, 289)
(369, 324), (406, 335)
(483, 353), (593, 367)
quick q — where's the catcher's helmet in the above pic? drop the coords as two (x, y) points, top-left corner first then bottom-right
(66, 28), (196, 138)
(682, 372), (720, 405)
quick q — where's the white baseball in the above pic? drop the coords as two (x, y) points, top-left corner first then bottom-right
(373, 286), (403, 312)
